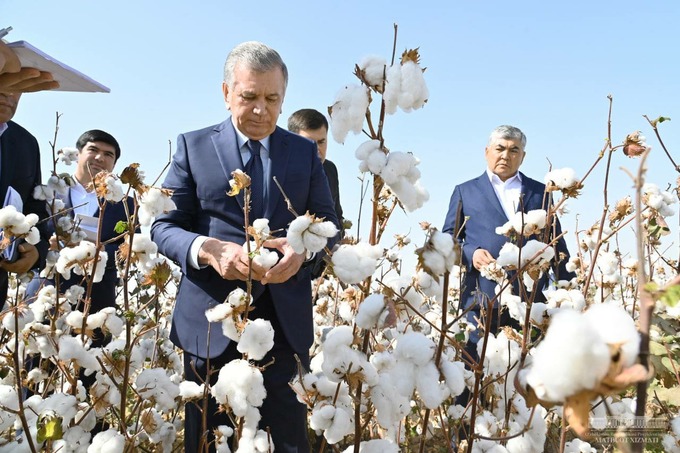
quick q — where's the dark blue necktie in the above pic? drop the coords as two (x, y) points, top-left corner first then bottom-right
(245, 140), (263, 219)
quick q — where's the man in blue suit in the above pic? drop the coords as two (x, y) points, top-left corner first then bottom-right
(151, 41), (338, 453)
(26, 129), (134, 332)
(443, 125), (574, 346)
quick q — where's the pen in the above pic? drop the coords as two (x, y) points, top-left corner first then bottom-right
(0, 26), (12, 40)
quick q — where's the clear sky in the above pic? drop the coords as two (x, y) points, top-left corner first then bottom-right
(5, 0), (680, 268)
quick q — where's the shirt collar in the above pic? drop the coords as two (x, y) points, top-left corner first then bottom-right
(0, 123), (8, 138)
(486, 168), (522, 186)
(231, 118), (271, 152)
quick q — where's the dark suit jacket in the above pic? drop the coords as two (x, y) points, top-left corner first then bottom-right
(323, 159), (343, 234)
(151, 118), (338, 359)
(443, 171), (574, 314)
(25, 188), (135, 313)
(0, 121), (48, 305)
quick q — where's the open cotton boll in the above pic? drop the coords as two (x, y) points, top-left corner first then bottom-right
(382, 64), (402, 115)
(211, 359), (266, 416)
(525, 309), (610, 402)
(358, 55), (388, 88)
(355, 294), (387, 329)
(365, 149), (388, 175)
(398, 61), (428, 112)
(332, 242), (383, 284)
(135, 368), (180, 413)
(205, 302), (233, 323)
(394, 332), (435, 366)
(179, 381), (204, 400)
(237, 318), (274, 360)
(355, 139), (381, 161)
(388, 178), (429, 212)
(341, 439), (400, 453)
(243, 242), (279, 270)
(89, 429), (125, 453)
(330, 84), (369, 144)
(584, 303), (639, 367)
(545, 167), (579, 190)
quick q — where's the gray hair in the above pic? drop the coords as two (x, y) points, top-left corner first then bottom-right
(488, 125), (526, 149)
(223, 41), (288, 89)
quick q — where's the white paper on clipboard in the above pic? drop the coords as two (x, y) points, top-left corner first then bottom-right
(7, 40), (110, 93)
(74, 213), (100, 242)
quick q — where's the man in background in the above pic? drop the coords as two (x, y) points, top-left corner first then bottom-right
(443, 125), (575, 345)
(288, 108), (344, 239)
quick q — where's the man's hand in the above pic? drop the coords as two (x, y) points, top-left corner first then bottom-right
(261, 237), (305, 285)
(0, 42), (59, 93)
(198, 238), (267, 281)
(0, 243), (39, 274)
(472, 248), (495, 271)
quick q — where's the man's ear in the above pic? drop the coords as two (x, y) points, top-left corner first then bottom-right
(222, 82), (230, 109)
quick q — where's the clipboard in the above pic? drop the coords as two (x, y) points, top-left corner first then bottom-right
(7, 40), (110, 93)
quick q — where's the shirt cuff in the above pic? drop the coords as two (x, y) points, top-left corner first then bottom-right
(188, 235), (209, 270)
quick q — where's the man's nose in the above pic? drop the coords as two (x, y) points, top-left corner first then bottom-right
(252, 99), (265, 115)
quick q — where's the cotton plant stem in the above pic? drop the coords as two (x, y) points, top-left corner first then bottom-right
(632, 149), (653, 453)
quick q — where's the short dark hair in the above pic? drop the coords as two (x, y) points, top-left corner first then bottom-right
(76, 129), (121, 161)
(287, 109), (329, 133)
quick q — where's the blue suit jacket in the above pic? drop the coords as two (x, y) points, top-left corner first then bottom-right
(151, 119), (338, 359)
(443, 171), (574, 313)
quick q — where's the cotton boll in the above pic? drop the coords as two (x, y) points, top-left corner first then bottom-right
(395, 332), (435, 366)
(89, 429), (126, 453)
(525, 310), (610, 402)
(179, 381), (204, 400)
(358, 55), (387, 88)
(584, 303), (639, 367)
(211, 359), (266, 416)
(135, 368), (180, 413)
(332, 242), (383, 284)
(329, 84), (369, 144)
(237, 319), (274, 360)
(440, 359), (466, 398)
(415, 361), (450, 408)
(382, 64), (402, 115)
(398, 61), (428, 112)
(354, 139), (381, 161)
(355, 293), (387, 329)
(365, 149), (388, 176)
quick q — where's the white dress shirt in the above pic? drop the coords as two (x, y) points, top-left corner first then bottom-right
(487, 168), (522, 219)
(70, 178), (99, 217)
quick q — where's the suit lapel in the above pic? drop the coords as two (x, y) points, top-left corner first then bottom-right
(0, 126), (16, 203)
(211, 118), (246, 210)
(476, 173), (508, 220)
(266, 127), (290, 218)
